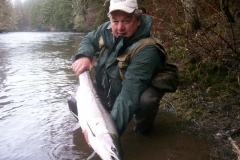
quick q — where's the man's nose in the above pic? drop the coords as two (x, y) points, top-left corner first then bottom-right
(117, 22), (124, 30)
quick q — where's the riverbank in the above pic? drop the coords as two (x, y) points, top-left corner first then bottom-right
(161, 90), (240, 159)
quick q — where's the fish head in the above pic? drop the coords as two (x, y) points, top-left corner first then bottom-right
(94, 133), (123, 160)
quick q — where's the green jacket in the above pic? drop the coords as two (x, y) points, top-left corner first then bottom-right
(75, 15), (165, 135)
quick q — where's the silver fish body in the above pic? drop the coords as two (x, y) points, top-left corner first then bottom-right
(75, 70), (123, 160)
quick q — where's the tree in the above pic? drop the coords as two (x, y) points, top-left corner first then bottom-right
(72, 0), (88, 31)
(220, 0), (235, 23)
(0, 0), (18, 32)
(29, 0), (44, 30)
(71, 0), (108, 31)
(53, 0), (73, 31)
(181, 0), (201, 32)
(13, 0), (29, 31)
(29, 0), (56, 31)
(39, 0), (55, 30)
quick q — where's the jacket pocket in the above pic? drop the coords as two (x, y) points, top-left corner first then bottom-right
(116, 53), (131, 79)
(151, 63), (179, 93)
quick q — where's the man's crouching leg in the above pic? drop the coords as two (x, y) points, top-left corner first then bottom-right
(133, 86), (165, 134)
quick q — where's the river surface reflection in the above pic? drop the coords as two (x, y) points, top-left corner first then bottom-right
(0, 32), (211, 160)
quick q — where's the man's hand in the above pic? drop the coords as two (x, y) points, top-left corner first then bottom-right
(72, 57), (93, 75)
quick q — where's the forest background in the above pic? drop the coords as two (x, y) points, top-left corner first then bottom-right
(1, 0), (240, 159)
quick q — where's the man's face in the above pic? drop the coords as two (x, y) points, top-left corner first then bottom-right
(109, 10), (141, 38)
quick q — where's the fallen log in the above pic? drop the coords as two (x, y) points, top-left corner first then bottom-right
(228, 136), (240, 160)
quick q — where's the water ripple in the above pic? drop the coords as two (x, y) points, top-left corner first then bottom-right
(0, 32), (83, 160)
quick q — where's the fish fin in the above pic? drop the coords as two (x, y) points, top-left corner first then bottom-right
(86, 151), (97, 160)
(73, 122), (81, 131)
(82, 130), (92, 148)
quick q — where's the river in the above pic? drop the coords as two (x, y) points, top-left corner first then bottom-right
(0, 32), (211, 160)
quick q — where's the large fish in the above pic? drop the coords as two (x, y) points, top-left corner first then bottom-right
(72, 70), (123, 160)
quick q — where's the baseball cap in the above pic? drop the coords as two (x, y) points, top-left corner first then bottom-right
(108, 0), (138, 14)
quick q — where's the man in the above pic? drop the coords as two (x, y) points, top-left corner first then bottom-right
(70, 0), (166, 136)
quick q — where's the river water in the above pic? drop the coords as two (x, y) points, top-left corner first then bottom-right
(0, 32), (212, 160)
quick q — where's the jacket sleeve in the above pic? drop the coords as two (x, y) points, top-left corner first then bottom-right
(111, 45), (165, 135)
(75, 22), (110, 61)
